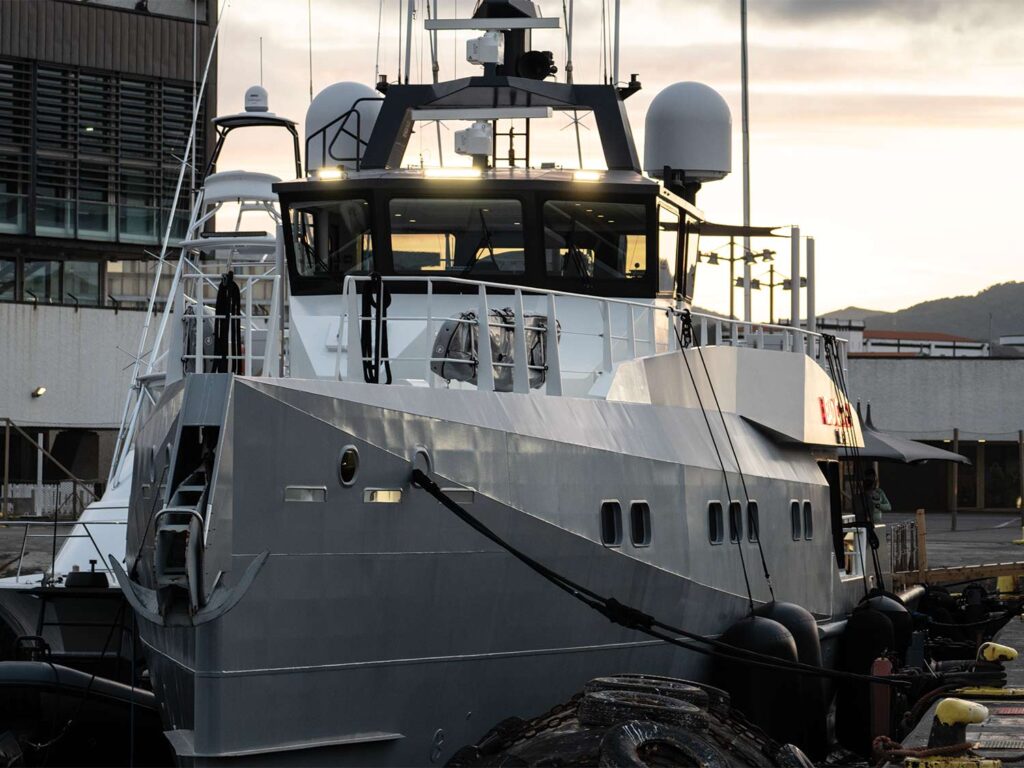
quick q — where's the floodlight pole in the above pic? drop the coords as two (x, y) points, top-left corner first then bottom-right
(790, 227), (800, 333)
(741, 0), (752, 322)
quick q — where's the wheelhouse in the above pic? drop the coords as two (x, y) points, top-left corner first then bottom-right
(276, 169), (702, 301)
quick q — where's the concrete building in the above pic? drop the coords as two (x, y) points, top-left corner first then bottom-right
(849, 357), (1024, 514)
(1, 0), (216, 514)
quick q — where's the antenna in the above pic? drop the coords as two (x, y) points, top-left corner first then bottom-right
(404, 0), (415, 84)
(259, 36), (264, 86)
(308, 0), (313, 102)
(741, 0), (752, 322)
(612, 0), (621, 86)
(375, 0), (384, 83)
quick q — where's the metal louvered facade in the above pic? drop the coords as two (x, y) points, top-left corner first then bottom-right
(0, 0), (215, 308)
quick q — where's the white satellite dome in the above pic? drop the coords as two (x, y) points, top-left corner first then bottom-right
(244, 85), (269, 113)
(644, 82), (732, 182)
(305, 82), (383, 172)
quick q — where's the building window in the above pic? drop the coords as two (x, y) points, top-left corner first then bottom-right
(791, 500), (802, 541)
(23, 260), (60, 303)
(77, 163), (115, 240)
(64, 261), (102, 307)
(708, 502), (724, 545)
(600, 501), (622, 547)
(803, 501), (814, 540)
(0, 258), (16, 300)
(729, 500), (742, 543)
(747, 501), (760, 543)
(630, 502), (651, 547)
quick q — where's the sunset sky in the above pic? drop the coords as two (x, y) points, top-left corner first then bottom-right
(213, 0), (1024, 320)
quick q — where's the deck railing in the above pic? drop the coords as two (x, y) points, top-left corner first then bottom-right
(337, 275), (845, 395)
(0, 519), (126, 584)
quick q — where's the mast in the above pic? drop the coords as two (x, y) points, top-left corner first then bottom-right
(612, 0), (621, 86)
(741, 0), (752, 322)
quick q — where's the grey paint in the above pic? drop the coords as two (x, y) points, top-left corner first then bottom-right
(0, 304), (146, 428)
(125, 374), (876, 765)
(849, 357), (1024, 439)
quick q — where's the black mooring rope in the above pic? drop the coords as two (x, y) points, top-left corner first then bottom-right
(411, 469), (909, 689)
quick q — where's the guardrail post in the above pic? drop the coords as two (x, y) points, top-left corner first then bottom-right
(916, 508), (928, 582)
(425, 280), (435, 386)
(477, 285), (495, 391)
(345, 283), (361, 382)
(700, 317), (708, 347)
(195, 279), (204, 373)
(512, 289), (530, 394)
(649, 307), (658, 354)
(244, 278), (254, 375)
(3, 419), (9, 517)
(601, 302), (613, 373)
(626, 305), (637, 358)
(264, 275), (281, 378)
(546, 294), (562, 396)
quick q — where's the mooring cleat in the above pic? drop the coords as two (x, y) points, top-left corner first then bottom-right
(979, 642), (1018, 663)
(928, 699), (989, 748)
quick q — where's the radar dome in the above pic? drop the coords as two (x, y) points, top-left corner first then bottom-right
(305, 82), (383, 172)
(644, 82), (731, 182)
(244, 85), (269, 113)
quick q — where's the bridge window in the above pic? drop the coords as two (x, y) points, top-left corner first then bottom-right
(390, 198), (525, 275)
(293, 199), (374, 279)
(543, 200), (647, 280)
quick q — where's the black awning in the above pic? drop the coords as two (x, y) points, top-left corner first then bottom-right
(694, 222), (787, 238)
(858, 404), (971, 465)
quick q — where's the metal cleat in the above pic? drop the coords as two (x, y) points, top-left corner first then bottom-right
(928, 699), (989, 749)
(979, 642), (1019, 663)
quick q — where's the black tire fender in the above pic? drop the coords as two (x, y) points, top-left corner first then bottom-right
(598, 721), (731, 768)
(585, 675), (710, 710)
(578, 690), (707, 731)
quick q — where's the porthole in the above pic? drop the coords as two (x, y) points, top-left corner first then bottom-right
(630, 502), (651, 547)
(747, 501), (760, 543)
(600, 501), (622, 547)
(708, 502), (724, 545)
(790, 500), (802, 541)
(728, 501), (742, 543)
(338, 446), (359, 487)
(803, 501), (814, 540)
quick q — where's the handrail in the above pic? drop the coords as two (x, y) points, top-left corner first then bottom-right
(0, 519), (127, 583)
(339, 273), (842, 348)
(337, 274), (846, 395)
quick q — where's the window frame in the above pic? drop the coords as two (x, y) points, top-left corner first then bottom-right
(629, 501), (652, 547)
(708, 501), (724, 545)
(803, 500), (814, 541)
(746, 500), (760, 543)
(600, 500), (623, 548)
(728, 500), (743, 543)
(790, 500), (802, 541)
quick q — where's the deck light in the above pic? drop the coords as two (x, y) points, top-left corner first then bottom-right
(31, 387), (46, 398)
(424, 168), (482, 179)
(317, 168), (345, 181)
(574, 170), (601, 182)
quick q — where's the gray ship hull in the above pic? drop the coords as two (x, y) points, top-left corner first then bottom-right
(125, 374), (874, 765)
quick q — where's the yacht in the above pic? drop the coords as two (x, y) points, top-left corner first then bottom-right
(110, 2), (882, 764)
(0, 86), (300, 684)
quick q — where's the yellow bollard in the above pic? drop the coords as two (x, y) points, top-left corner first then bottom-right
(997, 575), (1018, 595)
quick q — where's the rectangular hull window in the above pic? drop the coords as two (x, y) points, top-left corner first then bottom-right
(284, 486), (327, 503)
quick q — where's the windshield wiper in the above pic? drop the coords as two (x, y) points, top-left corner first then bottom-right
(463, 208), (502, 276)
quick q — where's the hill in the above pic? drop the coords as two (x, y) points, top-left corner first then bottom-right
(825, 282), (1024, 342)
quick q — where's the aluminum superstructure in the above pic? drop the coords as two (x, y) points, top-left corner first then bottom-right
(112, 4), (883, 764)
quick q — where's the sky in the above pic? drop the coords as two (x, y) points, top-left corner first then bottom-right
(212, 0), (1024, 320)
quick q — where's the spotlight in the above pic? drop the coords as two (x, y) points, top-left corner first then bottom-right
(31, 387), (47, 398)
